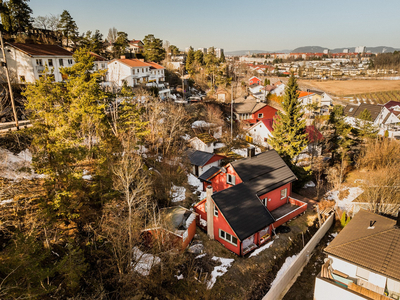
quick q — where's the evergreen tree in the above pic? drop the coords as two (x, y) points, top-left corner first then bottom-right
(357, 108), (378, 139)
(268, 73), (307, 164)
(113, 31), (129, 58)
(193, 49), (204, 65)
(58, 10), (79, 47)
(220, 50), (226, 63)
(80, 30), (104, 54)
(169, 44), (180, 56)
(143, 34), (166, 63)
(0, 0), (32, 33)
(185, 48), (195, 74)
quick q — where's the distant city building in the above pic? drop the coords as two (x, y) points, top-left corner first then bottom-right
(323, 49), (330, 54)
(215, 48), (224, 58)
(198, 48), (207, 54)
(355, 46), (366, 53)
(343, 48), (349, 53)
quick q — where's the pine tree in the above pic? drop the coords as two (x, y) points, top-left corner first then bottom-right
(143, 34), (166, 63)
(58, 10), (79, 47)
(113, 31), (129, 58)
(220, 50), (226, 63)
(357, 108), (377, 139)
(268, 73), (307, 164)
(186, 48), (195, 74)
(1, 0), (32, 33)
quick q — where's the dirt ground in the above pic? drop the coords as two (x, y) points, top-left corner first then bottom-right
(298, 79), (400, 96)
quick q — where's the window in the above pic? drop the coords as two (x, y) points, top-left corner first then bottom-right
(214, 206), (218, 217)
(67, 59), (73, 65)
(219, 229), (238, 246)
(226, 173), (235, 185)
(281, 188), (287, 200)
(258, 113), (263, 118)
(262, 198), (267, 206)
(48, 59), (53, 67)
(19, 75), (26, 82)
(59, 59), (64, 66)
(142, 68), (144, 72)
(36, 59), (43, 66)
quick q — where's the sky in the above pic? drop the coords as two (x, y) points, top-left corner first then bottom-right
(29, 0), (400, 52)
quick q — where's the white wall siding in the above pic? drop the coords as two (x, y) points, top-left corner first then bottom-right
(314, 277), (367, 300)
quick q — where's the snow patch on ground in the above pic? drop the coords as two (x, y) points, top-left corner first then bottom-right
(181, 134), (191, 141)
(175, 274), (184, 280)
(325, 187), (364, 211)
(187, 173), (206, 200)
(192, 120), (210, 128)
(131, 247), (161, 276)
(195, 253), (206, 259)
(249, 240), (274, 258)
(270, 254), (298, 288)
(214, 142), (225, 149)
(207, 256), (235, 289)
(303, 181), (315, 188)
(82, 170), (93, 180)
(232, 148), (248, 157)
(0, 199), (13, 205)
(0, 148), (45, 181)
(170, 184), (186, 202)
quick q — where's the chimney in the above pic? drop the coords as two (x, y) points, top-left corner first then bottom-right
(206, 186), (214, 240)
(120, 55), (126, 59)
(247, 147), (256, 158)
(396, 209), (400, 228)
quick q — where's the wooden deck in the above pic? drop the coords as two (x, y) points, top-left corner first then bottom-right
(270, 202), (301, 220)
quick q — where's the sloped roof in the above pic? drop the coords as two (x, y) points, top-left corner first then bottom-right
(90, 52), (108, 61)
(234, 101), (266, 114)
(7, 43), (73, 57)
(384, 100), (400, 110)
(344, 103), (383, 122)
(262, 119), (274, 132)
(146, 61), (164, 70)
(111, 58), (150, 68)
(187, 149), (214, 167)
(305, 125), (324, 143)
(212, 150), (297, 241)
(325, 210), (400, 282)
(198, 166), (221, 182)
(298, 91), (314, 99)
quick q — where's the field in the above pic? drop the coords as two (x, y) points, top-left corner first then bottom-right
(298, 79), (400, 96)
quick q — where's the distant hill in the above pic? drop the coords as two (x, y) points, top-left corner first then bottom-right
(225, 49), (291, 56)
(292, 46), (400, 54)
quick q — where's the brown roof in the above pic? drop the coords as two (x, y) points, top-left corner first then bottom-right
(90, 52), (108, 61)
(7, 43), (73, 57)
(234, 100), (266, 114)
(344, 103), (383, 122)
(325, 210), (400, 281)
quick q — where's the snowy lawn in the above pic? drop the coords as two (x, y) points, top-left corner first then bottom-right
(249, 240), (274, 258)
(0, 148), (45, 181)
(207, 256), (235, 289)
(131, 247), (161, 276)
(188, 173), (206, 200)
(170, 184), (186, 202)
(325, 187), (364, 211)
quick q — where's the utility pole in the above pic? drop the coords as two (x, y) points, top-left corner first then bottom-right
(231, 83), (233, 141)
(0, 30), (18, 129)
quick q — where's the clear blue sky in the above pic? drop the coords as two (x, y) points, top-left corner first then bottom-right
(29, 0), (400, 52)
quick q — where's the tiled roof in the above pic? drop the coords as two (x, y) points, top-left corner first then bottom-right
(212, 150), (297, 241)
(7, 43), (73, 57)
(111, 58), (150, 68)
(90, 52), (108, 61)
(325, 210), (400, 282)
(146, 61), (164, 70)
(298, 91), (314, 98)
(344, 103), (383, 122)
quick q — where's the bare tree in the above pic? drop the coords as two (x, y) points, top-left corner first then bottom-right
(107, 27), (118, 44)
(33, 14), (60, 31)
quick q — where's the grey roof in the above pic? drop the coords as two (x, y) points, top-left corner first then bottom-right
(212, 150), (297, 241)
(344, 103), (383, 122)
(325, 210), (400, 282)
(307, 89), (324, 96)
(234, 100), (266, 114)
(187, 150), (214, 167)
(198, 166), (221, 182)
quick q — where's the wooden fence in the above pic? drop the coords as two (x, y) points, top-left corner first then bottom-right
(262, 213), (335, 300)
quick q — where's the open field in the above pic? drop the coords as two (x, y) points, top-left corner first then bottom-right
(298, 79), (400, 96)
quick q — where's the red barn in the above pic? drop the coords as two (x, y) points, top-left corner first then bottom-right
(194, 150), (307, 256)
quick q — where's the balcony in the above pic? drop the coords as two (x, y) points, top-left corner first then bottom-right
(270, 197), (308, 228)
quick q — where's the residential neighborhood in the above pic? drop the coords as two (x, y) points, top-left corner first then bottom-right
(0, 1), (400, 300)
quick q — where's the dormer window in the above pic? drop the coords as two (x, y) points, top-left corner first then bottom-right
(226, 173), (236, 185)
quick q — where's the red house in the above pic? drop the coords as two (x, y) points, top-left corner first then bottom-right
(194, 150), (307, 256)
(248, 76), (261, 86)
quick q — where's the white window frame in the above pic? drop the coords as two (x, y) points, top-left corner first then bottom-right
(280, 188), (287, 200)
(214, 206), (218, 217)
(68, 59), (73, 65)
(219, 229), (238, 246)
(36, 59), (43, 66)
(226, 173), (235, 185)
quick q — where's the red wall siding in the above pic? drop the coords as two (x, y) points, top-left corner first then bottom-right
(194, 199), (207, 229)
(249, 78), (261, 85)
(182, 217), (197, 249)
(258, 182), (292, 211)
(210, 165), (242, 193)
(252, 105), (278, 120)
(213, 206), (241, 255)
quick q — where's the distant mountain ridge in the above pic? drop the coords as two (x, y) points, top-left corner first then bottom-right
(226, 46), (399, 56)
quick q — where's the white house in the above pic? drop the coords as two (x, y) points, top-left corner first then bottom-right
(107, 58), (166, 87)
(314, 210), (400, 300)
(90, 52), (108, 73)
(271, 81), (285, 96)
(1, 43), (74, 83)
(245, 119), (274, 147)
(188, 134), (216, 153)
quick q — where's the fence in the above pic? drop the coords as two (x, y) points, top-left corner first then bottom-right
(262, 213), (335, 300)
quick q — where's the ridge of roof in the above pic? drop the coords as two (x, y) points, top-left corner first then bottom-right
(7, 42), (73, 57)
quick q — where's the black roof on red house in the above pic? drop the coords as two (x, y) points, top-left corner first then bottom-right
(212, 150), (297, 241)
